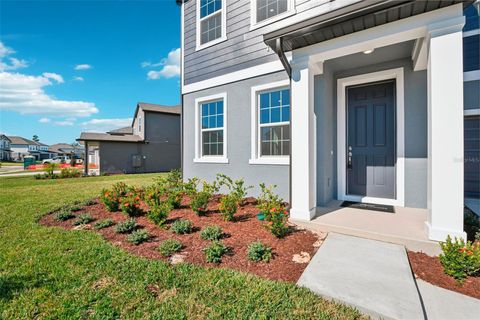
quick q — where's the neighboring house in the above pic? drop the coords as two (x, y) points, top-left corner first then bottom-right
(48, 143), (83, 158)
(0, 134), (12, 161)
(78, 102), (181, 174)
(179, 0), (479, 242)
(8, 136), (42, 161)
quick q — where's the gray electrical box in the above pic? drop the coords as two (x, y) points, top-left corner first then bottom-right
(132, 154), (142, 168)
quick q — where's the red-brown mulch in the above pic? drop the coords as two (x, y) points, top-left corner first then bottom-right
(407, 251), (480, 299)
(40, 196), (322, 283)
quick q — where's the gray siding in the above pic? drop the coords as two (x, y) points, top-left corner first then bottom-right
(183, 0), (359, 85)
(183, 71), (290, 200)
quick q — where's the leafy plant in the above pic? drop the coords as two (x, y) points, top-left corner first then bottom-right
(219, 194), (238, 221)
(100, 182), (131, 212)
(44, 163), (58, 179)
(120, 192), (143, 217)
(183, 177), (199, 197)
(126, 229), (150, 245)
(60, 167), (82, 178)
(257, 183), (283, 220)
(171, 219), (193, 234)
(115, 219), (137, 234)
(190, 191), (210, 216)
(264, 206), (289, 238)
(93, 219), (115, 230)
(216, 174), (253, 205)
(55, 209), (75, 221)
(247, 241), (272, 262)
(158, 239), (182, 257)
(74, 214), (94, 226)
(439, 235), (480, 282)
(200, 225), (223, 241)
(203, 241), (228, 263)
(147, 201), (172, 226)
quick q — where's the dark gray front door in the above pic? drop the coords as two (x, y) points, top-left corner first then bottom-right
(346, 81), (396, 199)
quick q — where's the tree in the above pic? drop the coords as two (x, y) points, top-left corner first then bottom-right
(32, 135), (39, 142)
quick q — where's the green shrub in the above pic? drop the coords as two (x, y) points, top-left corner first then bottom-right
(44, 163), (58, 179)
(171, 219), (193, 234)
(55, 210), (75, 221)
(167, 191), (183, 209)
(158, 239), (182, 257)
(257, 183), (283, 219)
(93, 219), (115, 230)
(74, 214), (94, 226)
(439, 236), (480, 282)
(60, 167), (82, 178)
(219, 194), (238, 221)
(120, 192), (143, 217)
(101, 182), (132, 211)
(203, 241), (228, 263)
(190, 191), (210, 216)
(264, 206), (289, 238)
(147, 201), (172, 226)
(200, 225), (223, 241)
(216, 174), (253, 205)
(126, 229), (150, 245)
(115, 219), (137, 234)
(247, 241), (272, 262)
(183, 177), (199, 197)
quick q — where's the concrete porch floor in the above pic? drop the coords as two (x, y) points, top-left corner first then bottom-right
(292, 201), (441, 256)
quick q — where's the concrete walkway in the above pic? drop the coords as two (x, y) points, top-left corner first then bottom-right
(298, 233), (424, 319)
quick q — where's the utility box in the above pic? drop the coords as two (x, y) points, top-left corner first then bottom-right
(132, 155), (142, 168)
(23, 156), (35, 169)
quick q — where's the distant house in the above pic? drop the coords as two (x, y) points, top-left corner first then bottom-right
(48, 143), (84, 158)
(8, 136), (50, 161)
(78, 102), (181, 174)
(0, 135), (12, 161)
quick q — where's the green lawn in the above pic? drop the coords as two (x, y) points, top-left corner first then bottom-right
(0, 174), (364, 319)
(0, 162), (22, 167)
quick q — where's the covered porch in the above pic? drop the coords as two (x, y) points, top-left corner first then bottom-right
(284, 3), (467, 242)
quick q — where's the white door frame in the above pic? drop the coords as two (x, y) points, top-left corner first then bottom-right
(337, 67), (405, 207)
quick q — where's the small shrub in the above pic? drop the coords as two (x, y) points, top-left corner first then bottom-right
(439, 235), (480, 282)
(171, 219), (193, 234)
(257, 183), (283, 220)
(264, 207), (289, 238)
(126, 229), (150, 245)
(183, 177), (199, 197)
(147, 201), (172, 226)
(120, 192), (143, 217)
(55, 210), (75, 221)
(219, 194), (238, 221)
(200, 225), (223, 241)
(44, 163), (58, 179)
(60, 167), (82, 178)
(167, 191), (183, 209)
(190, 191), (210, 216)
(80, 199), (97, 206)
(74, 214), (94, 226)
(93, 219), (115, 230)
(247, 241), (272, 262)
(158, 239), (182, 257)
(115, 219), (137, 234)
(101, 191), (120, 212)
(216, 174), (253, 205)
(203, 241), (228, 263)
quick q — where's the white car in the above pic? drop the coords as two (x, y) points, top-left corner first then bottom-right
(42, 156), (70, 164)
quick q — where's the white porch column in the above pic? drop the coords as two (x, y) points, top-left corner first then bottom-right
(425, 18), (466, 241)
(289, 57), (320, 220)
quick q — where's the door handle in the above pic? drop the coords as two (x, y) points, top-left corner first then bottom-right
(347, 146), (352, 169)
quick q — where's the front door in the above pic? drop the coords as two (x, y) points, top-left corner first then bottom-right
(346, 80), (396, 199)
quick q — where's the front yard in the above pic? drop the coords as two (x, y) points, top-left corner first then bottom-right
(0, 174), (364, 319)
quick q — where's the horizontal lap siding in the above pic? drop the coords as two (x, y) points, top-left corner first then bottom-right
(183, 0), (338, 85)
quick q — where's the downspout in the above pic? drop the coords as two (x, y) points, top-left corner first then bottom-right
(273, 37), (293, 209)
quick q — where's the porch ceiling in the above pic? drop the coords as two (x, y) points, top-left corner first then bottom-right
(264, 0), (472, 52)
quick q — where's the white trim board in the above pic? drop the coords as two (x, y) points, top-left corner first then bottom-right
(194, 92), (229, 164)
(337, 68), (405, 207)
(464, 109), (480, 117)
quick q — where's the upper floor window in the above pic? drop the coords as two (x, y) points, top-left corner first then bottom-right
(196, 0), (226, 50)
(251, 0), (294, 29)
(138, 116), (142, 133)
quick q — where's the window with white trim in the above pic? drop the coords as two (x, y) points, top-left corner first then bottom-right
(198, 0), (225, 47)
(256, 0), (288, 22)
(198, 97), (226, 158)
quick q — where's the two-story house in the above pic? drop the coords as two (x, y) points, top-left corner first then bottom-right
(0, 134), (12, 161)
(179, 0), (479, 243)
(9, 136), (41, 161)
(78, 102), (181, 175)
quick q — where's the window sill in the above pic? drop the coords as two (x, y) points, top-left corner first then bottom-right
(249, 157), (289, 165)
(194, 157), (229, 164)
(249, 9), (296, 31)
(195, 35), (227, 52)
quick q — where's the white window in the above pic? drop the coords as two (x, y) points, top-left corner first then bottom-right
(138, 116), (142, 133)
(250, 0), (294, 30)
(250, 80), (290, 165)
(196, 0), (227, 50)
(194, 93), (228, 163)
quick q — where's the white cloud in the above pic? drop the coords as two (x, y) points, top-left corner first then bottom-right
(39, 117), (50, 123)
(73, 76), (84, 81)
(143, 48), (180, 80)
(0, 42), (28, 71)
(0, 72), (98, 117)
(42, 72), (64, 83)
(81, 118), (133, 133)
(54, 120), (74, 126)
(74, 64), (92, 70)
(0, 42), (14, 58)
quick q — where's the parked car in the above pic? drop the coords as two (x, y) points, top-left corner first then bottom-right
(42, 156), (70, 164)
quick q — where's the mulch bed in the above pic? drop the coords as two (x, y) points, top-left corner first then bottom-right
(407, 251), (480, 299)
(40, 196), (322, 283)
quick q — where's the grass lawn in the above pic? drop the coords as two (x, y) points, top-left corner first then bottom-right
(0, 174), (364, 319)
(0, 162), (22, 167)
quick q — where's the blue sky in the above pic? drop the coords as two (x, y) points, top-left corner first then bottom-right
(0, 0), (180, 145)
